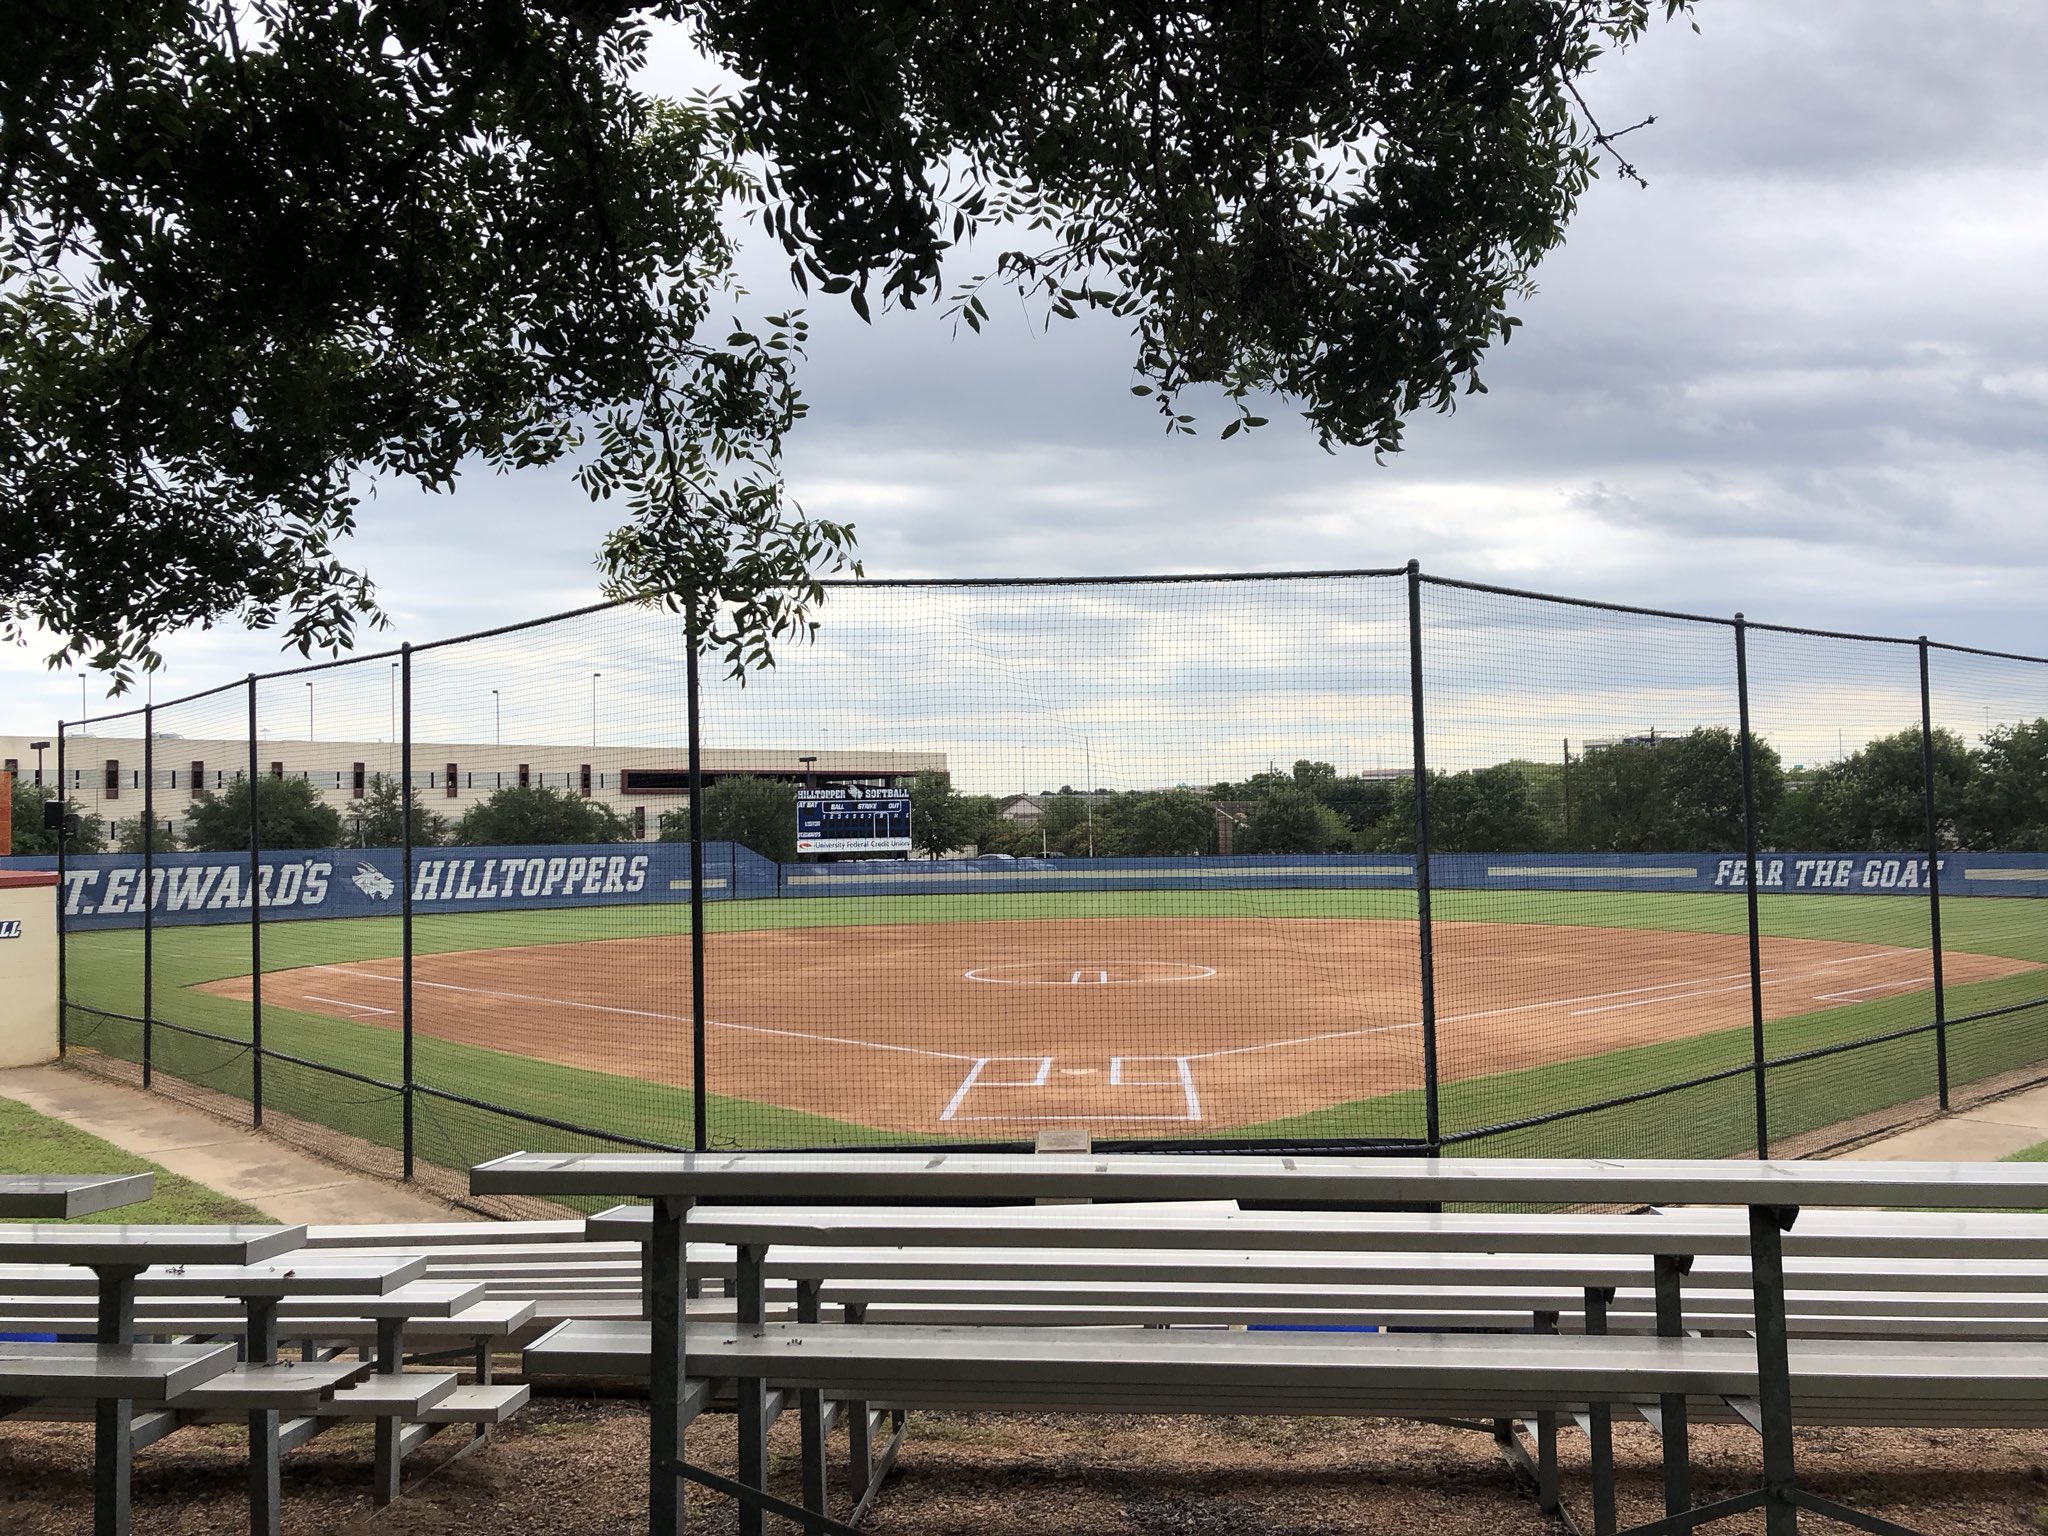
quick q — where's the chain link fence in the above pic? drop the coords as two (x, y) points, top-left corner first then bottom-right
(16, 566), (2045, 1199)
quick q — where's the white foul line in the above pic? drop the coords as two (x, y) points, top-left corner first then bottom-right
(304, 994), (395, 1017)
(311, 965), (978, 1063)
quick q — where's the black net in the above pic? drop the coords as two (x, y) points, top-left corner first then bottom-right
(1925, 643), (2048, 1104)
(32, 570), (2048, 1177)
(692, 576), (1417, 1148)
(1746, 626), (1937, 1153)
(405, 603), (698, 1179)
(1418, 582), (1750, 1158)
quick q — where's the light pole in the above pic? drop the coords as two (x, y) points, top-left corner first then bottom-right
(591, 673), (601, 748)
(30, 741), (49, 787)
(798, 754), (817, 789)
(492, 689), (501, 745)
(389, 661), (398, 745)
(305, 681), (314, 742)
(77, 673), (86, 733)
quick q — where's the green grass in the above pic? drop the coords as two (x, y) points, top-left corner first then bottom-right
(0, 1094), (268, 1224)
(2007, 1139), (2048, 1164)
(54, 885), (2048, 1171)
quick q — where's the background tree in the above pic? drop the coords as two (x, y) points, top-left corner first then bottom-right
(342, 773), (449, 849)
(454, 784), (629, 847)
(661, 777), (795, 862)
(3, 1), (1691, 687)
(1236, 783), (1351, 855)
(905, 771), (964, 859)
(1318, 774), (1403, 844)
(1775, 728), (1975, 851)
(1101, 790), (1216, 857)
(8, 781), (105, 855)
(1964, 718), (2048, 851)
(1369, 766), (1552, 854)
(184, 776), (343, 851)
(952, 794), (1004, 855)
(1573, 729), (1781, 853)
(113, 817), (181, 855)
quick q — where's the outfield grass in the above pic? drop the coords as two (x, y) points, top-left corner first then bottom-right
(0, 1095), (268, 1224)
(55, 885), (2048, 1170)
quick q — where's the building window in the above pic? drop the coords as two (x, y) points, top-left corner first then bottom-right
(270, 761), (284, 779)
(517, 763), (530, 789)
(445, 762), (459, 799)
(190, 761), (204, 800)
(351, 762), (366, 799)
(104, 759), (120, 800)
(579, 763), (592, 798)
(632, 805), (646, 838)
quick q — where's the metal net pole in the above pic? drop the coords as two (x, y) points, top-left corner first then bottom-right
(1406, 561), (1442, 1151)
(401, 642), (416, 1180)
(1918, 637), (1951, 1110)
(247, 677), (264, 1128)
(1734, 615), (1768, 1159)
(686, 618), (708, 1153)
(142, 702), (154, 1089)
(56, 722), (67, 1055)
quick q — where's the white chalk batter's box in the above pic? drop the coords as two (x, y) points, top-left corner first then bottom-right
(939, 1054), (1201, 1123)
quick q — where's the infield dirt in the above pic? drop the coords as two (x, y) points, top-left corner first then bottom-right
(200, 917), (2036, 1135)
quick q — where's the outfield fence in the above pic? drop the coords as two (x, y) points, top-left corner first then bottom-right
(18, 565), (2048, 1202)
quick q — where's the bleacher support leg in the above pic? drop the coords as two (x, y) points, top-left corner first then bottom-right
(843, 1302), (873, 1500)
(92, 1263), (141, 1536)
(736, 1242), (768, 1536)
(1534, 1310), (1561, 1516)
(1748, 1205), (1801, 1536)
(1654, 1255), (1694, 1520)
(797, 1280), (828, 1531)
(649, 1195), (692, 1536)
(1585, 1287), (1617, 1536)
(246, 1297), (282, 1536)
(372, 1316), (403, 1507)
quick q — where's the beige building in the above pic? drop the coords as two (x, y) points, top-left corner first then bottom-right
(1, 733), (944, 844)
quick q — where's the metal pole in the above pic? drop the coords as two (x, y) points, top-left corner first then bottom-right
(648, 1194), (691, 1536)
(56, 723), (67, 1055)
(248, 678), (264, 1128)
(1735, 616), (1769, 1160)
(1653, 1254), (1693, 1518)
(686, 622), (709, 1153)
(401, 644), (415, 1180)
(1918, 639), (1951, 1111)
(142, 704), (154, 1089)
(1406, 561), (1442, 1151)
(1748, 1203), (1801, 1536)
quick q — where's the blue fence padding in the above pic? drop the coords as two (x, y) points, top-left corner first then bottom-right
(779, 854), (1419, 900)
(1, 842), (755, 931)
(3, 847), (2042, 930)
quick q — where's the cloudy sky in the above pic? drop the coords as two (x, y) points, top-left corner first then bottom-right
(13, 1), (2047, 768)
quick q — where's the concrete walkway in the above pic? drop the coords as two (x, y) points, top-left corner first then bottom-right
(0, 1064), (472, 1225)
(1832, 1080), (2048, 1162)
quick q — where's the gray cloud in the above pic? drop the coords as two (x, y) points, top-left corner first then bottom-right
(7, 0), (2045, 741)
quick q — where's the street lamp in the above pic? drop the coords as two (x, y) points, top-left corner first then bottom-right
(492, 689), (501, 745)
(591, 673), (601, 748)
(798, 755), (817, 788)
(77, 673), (86, 734)
(30, 741), (49, 787)
(305, 681), (314, 741)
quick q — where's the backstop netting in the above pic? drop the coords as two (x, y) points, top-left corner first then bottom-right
(24, 567), (2048, 1194)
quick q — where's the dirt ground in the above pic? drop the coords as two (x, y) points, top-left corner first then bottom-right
(4, 1397), (2047, 1535)
(206, 917), (2034, 1135)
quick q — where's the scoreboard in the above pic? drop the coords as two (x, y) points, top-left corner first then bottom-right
(796, 788), (913, 855)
